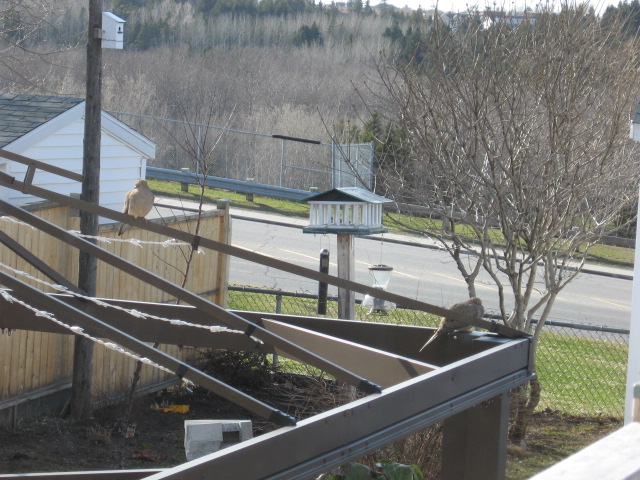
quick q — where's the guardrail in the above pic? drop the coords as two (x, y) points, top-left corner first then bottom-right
(146, 167), (311, 202)
(147, 167), (635, 249)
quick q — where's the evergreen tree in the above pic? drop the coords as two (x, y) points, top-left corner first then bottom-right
(291, 21), (324, 46)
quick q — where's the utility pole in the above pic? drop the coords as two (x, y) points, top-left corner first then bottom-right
(71, 0), (102, 422)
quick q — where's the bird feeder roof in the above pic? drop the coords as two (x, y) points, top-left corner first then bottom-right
(300, 187), (392, 204)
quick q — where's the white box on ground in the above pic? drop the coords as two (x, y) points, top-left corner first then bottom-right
(184, 419), (252, 461)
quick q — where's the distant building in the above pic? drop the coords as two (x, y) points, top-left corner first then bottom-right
(433, 9), (537, 29)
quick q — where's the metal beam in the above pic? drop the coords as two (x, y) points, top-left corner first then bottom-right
(261, 319), (435, 388)
(0, 470), (162, 480)
(0, 294), (434, 386)
(138, 338), (533, 480)
(442, 392), (511, 480)
(0, 293), (261, 351)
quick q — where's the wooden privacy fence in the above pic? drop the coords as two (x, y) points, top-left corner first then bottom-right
(0, 200), (230, 410)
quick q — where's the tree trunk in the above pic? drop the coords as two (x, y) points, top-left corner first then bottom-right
(509, 377), (541, 445)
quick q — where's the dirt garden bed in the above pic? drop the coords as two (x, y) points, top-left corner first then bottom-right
(0, 352), (622, 479)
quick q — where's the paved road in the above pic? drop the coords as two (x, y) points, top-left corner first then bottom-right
(228, 214), (633, 330)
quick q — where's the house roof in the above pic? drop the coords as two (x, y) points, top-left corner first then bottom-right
(301, 187), (391, 204)
(0, 94), (83, 148)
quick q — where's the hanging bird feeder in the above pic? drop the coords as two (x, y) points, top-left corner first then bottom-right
(362, 264), (395, 315)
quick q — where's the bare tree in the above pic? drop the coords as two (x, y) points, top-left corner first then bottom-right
(0, 0), (82, 92)
(364, 3), (640, 442)
(121, 64), (235, 427)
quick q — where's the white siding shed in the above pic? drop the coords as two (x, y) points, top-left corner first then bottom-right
(0, 94), (155, 221)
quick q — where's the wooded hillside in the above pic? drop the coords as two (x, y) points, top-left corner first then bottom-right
(0, 0), (423, 142)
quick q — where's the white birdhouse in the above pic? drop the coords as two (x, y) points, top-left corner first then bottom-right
(301, 187), (392, 235)
(102, 12), (125, 50)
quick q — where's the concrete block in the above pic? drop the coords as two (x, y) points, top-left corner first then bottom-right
(184, 419), (252, 461)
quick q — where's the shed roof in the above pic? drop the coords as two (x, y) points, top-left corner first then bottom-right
(301, 187), (391, 204)
(0, 94), (83, 148)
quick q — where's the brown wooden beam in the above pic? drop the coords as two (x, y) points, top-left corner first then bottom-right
(0, 149), (84, 182)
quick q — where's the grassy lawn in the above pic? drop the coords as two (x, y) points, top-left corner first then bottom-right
(536, 330), (628, 417)
(148, 179), (310, 218)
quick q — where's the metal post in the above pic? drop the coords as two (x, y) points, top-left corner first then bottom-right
(626, 184), (640, 423)
(441, 392), (510, 480)
(273, 293), (283, 369)
(180, 168), (190, 192)
(196, 124), (202, 176)
(318, 249), (330, 315)
(331, 140), (337, 188)
(279, 139), (286, 187)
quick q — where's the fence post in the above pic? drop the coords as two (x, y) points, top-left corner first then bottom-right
(180, 168), (190, 192)
(272, 293), (283, 369)
(634, 383), (640, 422)
(317, 249), (330, 315)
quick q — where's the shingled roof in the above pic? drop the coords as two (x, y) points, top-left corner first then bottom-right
(0, 93), (84, 148)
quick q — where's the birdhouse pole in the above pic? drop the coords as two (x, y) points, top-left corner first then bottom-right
(337, 234), (355, 320)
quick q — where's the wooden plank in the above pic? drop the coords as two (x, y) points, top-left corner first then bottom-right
(0, 149), (84, 182)
(0, 331), (13, 400)
(42, 332), (56, 386)
(530, 422), (640, 480)
(11, 330), (27, 396)
(337, 233), (355, 320)
(25, 330), (36, 391)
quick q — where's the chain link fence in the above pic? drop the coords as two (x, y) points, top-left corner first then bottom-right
(108, 111), (374, 191)
(228, 285), (629, 419)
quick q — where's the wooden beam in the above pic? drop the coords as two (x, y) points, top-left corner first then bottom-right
(0, 149), (84, 182)
(0, 293), (264, 351)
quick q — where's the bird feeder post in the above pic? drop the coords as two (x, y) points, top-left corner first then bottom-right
(337, 234), (355, 320)
(301, 187), (392, 321)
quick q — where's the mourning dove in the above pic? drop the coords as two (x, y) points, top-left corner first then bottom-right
(117, 179), (155, 236)
(419, 297), (484, 351)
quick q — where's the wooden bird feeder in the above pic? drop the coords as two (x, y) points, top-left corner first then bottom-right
(302, 187), (392, 235)
(301, 187), (392, 319)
